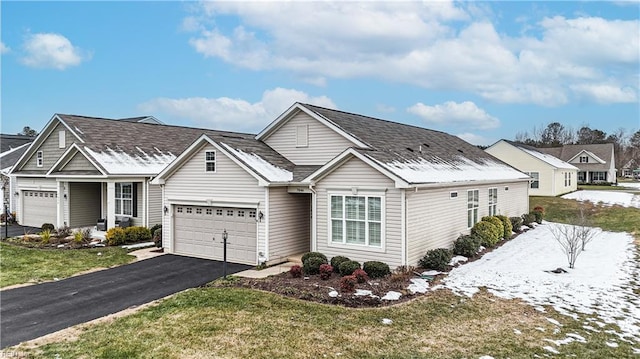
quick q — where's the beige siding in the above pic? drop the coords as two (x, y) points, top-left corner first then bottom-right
(315, 157), (403, 268)
(268, 187), (310, 264)
(406, 181), (529, 265)
(486, 141), (577, 196)
(148, 184), (163, 228)
(162, 144), (266, 254)
(263, 112), (355, 165)
(61, 152), (98, 172)
(21, 123), (74, 171)
(69, 182), (101, 227)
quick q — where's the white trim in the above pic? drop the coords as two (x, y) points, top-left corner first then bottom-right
(46, 143), (108, 176)
(204, 150), (216, 173)
(263, 188), (269, 263)
(568, 149), (606, 164)
(256, 103), (371, 149)
(166, 198), (260, 208)
(467, 189), (479, 229)
(59, 130), (66, 148)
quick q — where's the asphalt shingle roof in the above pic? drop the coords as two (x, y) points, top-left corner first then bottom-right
(1, 135), (34, 172)
(538, 143), (614, 172)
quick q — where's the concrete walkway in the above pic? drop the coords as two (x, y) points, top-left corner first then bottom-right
(235, 261), (299, 278)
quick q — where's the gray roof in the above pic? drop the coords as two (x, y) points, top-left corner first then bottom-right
(538, 143), (614, 171)
(56, 114), (293, 178)
(300, 104), (527, 184)
(1, 134), (34, 172)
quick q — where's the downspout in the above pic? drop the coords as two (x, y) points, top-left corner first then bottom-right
(309, 183), (317, 252)
(401, 188), (407, 266)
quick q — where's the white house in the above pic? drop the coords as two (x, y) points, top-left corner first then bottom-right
(539, 143), (617, 184)
(485, 140), (578, 196)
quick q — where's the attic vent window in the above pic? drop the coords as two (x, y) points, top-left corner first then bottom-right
(450, 191), (458, 199)
(296, 125), (308, 148)
(423, 143), (430, 147)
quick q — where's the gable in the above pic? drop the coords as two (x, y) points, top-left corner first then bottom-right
(486, 141), (577, 171)
(568, 150), (605, 165)
(50, 150), (102, 175)
(17, 122), (75, 172)
(262, 109), (356, 165)
(316, 155), (396, 188)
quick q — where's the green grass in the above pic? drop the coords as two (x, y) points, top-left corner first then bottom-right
(16, 287), (636, 359)
(578, 184), (640, 193)
(0, 242), (135, 288)
(530, 196), (640, 234)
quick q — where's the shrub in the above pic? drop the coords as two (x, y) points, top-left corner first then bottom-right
(80, 228), (92, 241)
(124, 226), (152, 243)
(106, 227), (127, 246)
(352, 268), (369, 283)
(532, 206), (545, 224)
(510, 216), (524, 232)
(301, 252), (327, 264)
(522, 213), (536, 227)
(303, 256), (327, 275)
(319, 264), (333, 280)
(73, 231), (84, 244)
(481, 216), (504, 239)
(41, 223), (55, 232)
(153, 228), (162, 248)
(338, 260), (361, 276)
(149, 224), (162, 236)
(40, 229), (52, 244)
(330, 256), (350, 272)
(55, 226), (72, 238)
(418, 248), (453, 271)
(340, 275), (357, 293)
(453, 234), (481, 257)
(471, 221), (501, 247)
(362, 261), (391, 278)
(290, 265), (302, 278)
(495, 215), (513, 239)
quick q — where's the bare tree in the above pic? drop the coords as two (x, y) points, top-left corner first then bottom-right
(575, 206), (598, 251)
(549, 223), (583, 269)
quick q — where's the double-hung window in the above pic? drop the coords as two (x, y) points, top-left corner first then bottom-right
(467, 189), (479, 228)
(579, 156), (589, 163)
(330, 194), (382, 248)
(488, 188), (497, 216)
(525, 172), (539, 189)
(115, 183), (133, 216)
(205, 151), (216, 172)
(36, 151), (43, 167)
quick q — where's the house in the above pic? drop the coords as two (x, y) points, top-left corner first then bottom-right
(153, 103), (531, 268)
(9, 115), (213, 230)
(1, 134), (35, 216)
(485, 140), (578, 196)
(539, 143), (616, 184)
(621, 159), (639, 179)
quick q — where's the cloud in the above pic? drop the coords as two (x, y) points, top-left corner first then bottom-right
(407, 101), (500, 130)
(184, 2), (639, 105)
(20, 33), (88, 70)
(138, 87), (336, 132)
(570, 83), (637, 104)
(0, 42), (9, 54)
(456, 132), (494, 146)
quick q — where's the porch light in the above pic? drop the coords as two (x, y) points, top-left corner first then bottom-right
(63, 194), (67, 199)
(258, 211), (264, 222)
(14, 192), (19, 196)
(164, 206), (168, 214)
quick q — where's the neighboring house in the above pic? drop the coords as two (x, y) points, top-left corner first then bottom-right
(1, 134), (35, 215)
(10, 115), (212, 230)
(153, 103), (530, 267)
(485, 140), (578, 196)
(539, 143), (616, 184)
(621, 159), (638, 178)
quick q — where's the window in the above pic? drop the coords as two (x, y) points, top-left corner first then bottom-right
(177, 207), (183, 213)
(488, 188), (497, 216)
(196, 208), (202, 214)
(249, 211), (256, 218)
(578, 172), (586, 182)
(36, 151), (43, 167)
(205, 151), (216, 172)
(186, 207), (193, 214)
(579, 156), (589, 163)
(59, 131), (66, 148)
(525, 172), (539, 189)
(296, 125), (308, 147)
(450, 191), (458, 199)
(330, 194), (383, 247)
(115, 183), (133, 216)
(227, 210), (234, 216)
(568, 172), (572, 186)
(467, 190), (479, 228)
(592, 172), (606, 181)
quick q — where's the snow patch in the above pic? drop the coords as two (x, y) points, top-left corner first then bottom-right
(220, 143), (292, 182)
(328, 290), (339, 298)
(381, 318), (393, 325)
(543, 346), (559, 354)
(354, 289), (373, 297)
(449, 255), (468, 266)
(85, 146), (175, 174)
(381, 291), (402, 301)
(518, 147), (578, 170)
(562, 190), (640, 209)
(421, 270), (442, 276)
(407, 278), (429, 294)
(605, 341), (618, 348)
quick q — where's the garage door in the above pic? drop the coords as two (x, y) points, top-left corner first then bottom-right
(22, 190), (57, 227)
(173, 205), (257, 265)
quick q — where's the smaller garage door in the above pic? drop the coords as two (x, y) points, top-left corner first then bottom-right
(173, 205), (257, 265)
(22, 190), (57, 227)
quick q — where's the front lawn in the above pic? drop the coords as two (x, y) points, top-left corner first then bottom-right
(0, 242), (135, 288)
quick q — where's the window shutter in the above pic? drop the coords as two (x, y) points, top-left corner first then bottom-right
(132, 183), (138, 217)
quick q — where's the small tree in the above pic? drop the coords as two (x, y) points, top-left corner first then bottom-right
(549, 223), (583, 269)
(576, 206), (597, 251)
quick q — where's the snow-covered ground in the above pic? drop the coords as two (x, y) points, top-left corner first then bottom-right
(443, 223), (639, 343)
(562, 190), (640, 209)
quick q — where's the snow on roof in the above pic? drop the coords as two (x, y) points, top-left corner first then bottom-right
(221, 143), (293, 182)
(74, 126), (84, 135)
(519, 146), (578, 170)
(383, 156), (529, 184)
(85, 146), (176, 175)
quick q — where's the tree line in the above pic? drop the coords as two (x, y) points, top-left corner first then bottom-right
(515, 122), (640, 172)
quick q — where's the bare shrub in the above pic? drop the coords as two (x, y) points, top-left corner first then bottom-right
(549, 223), (583, 269)
(576, 206), (597, 251)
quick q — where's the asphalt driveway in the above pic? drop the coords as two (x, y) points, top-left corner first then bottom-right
(0, 254), (251, 348)
(0, 224), (41, 240)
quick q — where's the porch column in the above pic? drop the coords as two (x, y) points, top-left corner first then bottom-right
(107, 181), (116, 230)
(142, 180), (148, 227)
(56, 181), (65, 227)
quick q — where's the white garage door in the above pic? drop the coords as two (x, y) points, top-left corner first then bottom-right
(22, 190), (57, 227)
(173, 205), (257, 265)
